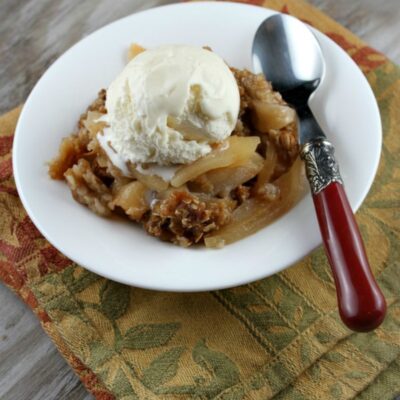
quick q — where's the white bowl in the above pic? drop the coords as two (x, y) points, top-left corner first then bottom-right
(13, 2), (381, 292)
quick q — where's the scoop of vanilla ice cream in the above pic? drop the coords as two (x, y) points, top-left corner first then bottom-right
(103, 45), (240, 165)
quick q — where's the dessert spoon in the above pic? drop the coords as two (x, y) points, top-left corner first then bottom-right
(252, 14), (386, 332)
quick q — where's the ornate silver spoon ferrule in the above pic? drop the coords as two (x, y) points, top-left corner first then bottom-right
(300, 139), (343, 195)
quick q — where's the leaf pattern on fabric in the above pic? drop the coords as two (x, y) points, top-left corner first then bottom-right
(99, 281), (130, 320)
(113, 368), (138, 398)
(62, 267), (101, 293)
(192, 339), (241, 398)
(122, 323), (180, 350)
(141, 347), (184, 390)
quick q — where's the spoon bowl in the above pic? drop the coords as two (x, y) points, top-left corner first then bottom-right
(253, 14), (324, 105)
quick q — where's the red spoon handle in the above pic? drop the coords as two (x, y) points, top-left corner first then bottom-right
(301, 138), (386, 332)
(313, 182), (386, 331)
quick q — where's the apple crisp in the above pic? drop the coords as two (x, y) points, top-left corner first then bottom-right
(49, 51), (304, 248)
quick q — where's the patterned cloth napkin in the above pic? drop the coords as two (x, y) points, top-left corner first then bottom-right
(1, 0), (400, 399)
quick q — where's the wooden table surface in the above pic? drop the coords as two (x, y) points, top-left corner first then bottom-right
(0, 1), (399, 399)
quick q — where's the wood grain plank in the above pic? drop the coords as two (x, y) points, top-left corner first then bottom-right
(0, 1), (399, 399)
(0, 283), (93, 400)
